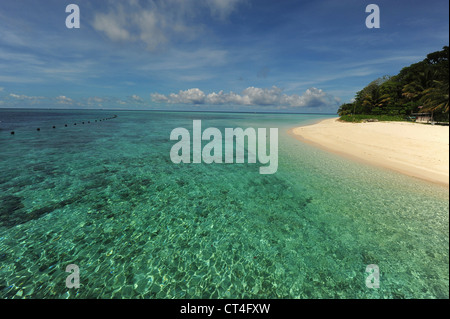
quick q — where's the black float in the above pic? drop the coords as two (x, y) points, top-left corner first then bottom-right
(7, 115), (117, 136)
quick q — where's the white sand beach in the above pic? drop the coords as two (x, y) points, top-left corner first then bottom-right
(290, 118), (449, 187)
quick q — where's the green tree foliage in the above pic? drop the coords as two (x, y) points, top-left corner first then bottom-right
(338, 46), (449, 121)
(422, 81), (449, 113)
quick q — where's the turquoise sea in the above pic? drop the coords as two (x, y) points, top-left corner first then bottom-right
(0, 109), (448, 299)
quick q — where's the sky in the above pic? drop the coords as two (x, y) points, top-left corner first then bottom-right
(0, 0), (448, 113)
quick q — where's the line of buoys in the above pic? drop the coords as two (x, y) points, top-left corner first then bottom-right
(8, 115), (118, 135)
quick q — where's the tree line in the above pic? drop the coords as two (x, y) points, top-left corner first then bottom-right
(338, 46), (449, 122)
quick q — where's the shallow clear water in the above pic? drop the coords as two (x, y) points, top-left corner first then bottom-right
(0, 109), (448, 299)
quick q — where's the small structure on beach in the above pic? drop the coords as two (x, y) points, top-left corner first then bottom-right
(413, 112), (432, 123)
(412, 106), (433, 123)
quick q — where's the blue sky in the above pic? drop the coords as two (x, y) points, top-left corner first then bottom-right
(0, 0), (448, 113)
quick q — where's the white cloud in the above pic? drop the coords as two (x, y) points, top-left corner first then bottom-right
(9, 93), (44, 100)
(150, 93), (169, 103)
(9, 93), (26, 99)
(2, 93), (143, 109)
(0, 87), (4, 92)
(92, 0), (245, 51)
(8, 93), (45, 106)
(130, 94), (144, 103)
(151, 86), (340, 108)
(88, 97), (104, 105)
(56, 95), (74, 105)
(207, 0), (244, 18)
(92, 11), (132, 42)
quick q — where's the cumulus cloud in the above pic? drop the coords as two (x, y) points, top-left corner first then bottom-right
(56, 95), (74, 105)
(92, 0), (245, 50)
(151, 86), (340, 109)
(130, 94), (144, 103)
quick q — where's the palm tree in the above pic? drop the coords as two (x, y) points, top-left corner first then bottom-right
(402, 68), (436, 101)
(362, 90), (391, 114)
(421, 80), (449, 120)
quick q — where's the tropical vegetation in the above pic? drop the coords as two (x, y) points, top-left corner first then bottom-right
(338, 46), (449, 123)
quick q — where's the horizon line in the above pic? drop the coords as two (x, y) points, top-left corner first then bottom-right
(0, 107), (338, 116)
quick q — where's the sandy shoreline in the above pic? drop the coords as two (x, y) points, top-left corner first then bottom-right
(290, 118), (449, 187)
